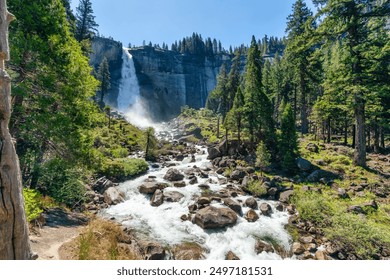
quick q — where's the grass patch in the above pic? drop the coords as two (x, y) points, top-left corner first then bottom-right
(247, 180), (267, 197)
(74, 219), (141, 260)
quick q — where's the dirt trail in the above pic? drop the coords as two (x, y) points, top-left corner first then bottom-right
(29, 208), (89, 260)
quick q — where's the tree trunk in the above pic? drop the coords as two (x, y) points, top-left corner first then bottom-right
(352, 125), (356, 148)
(353, 102), (366, 166)
(344, 115), (348, 146)
(367, 124), (371, 152)
(216, 116), (220, 139)
(327, 117), (331, 143)
(0, 0), (33, 260)
(300, 70), (308, 135)
(380, 126), (385, 149)
(373, 118), (379, 153)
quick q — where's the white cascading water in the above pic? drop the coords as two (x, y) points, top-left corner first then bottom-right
(102, 145), (292, 260)
(118, 47), (156, 128)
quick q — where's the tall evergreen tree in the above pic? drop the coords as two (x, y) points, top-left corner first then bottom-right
(279, 104), (299, 171)
(97, 57), (111, 108)
(285, 0), (315, 134)
(243, 36), (276, 150)
(313, 0), (389, 166)
(75, 0), (99, 42)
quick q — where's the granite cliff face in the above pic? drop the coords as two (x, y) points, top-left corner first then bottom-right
(90, 37), (123, 106)
(91, 38), (232, 121)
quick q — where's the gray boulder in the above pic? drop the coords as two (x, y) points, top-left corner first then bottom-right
(139, 182), (169, 194)
(259, 203), (272, 216)
(244, 197), (258, 209)
(207, 147), (221, 160)
(223, 198), (242, 214)
(103, 187), (124, 205)
(150, 189), (164, 207)
(230, 169), (246, 180)
(194, 206), (237, 229)
(163, 168), (185, 181)
(163, 191), (184, 202)
(245, 209), (259, 222)
(296, 157), (312, 171)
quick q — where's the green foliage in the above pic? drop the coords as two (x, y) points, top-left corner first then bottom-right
(23, 189), (44, 222)
(75, 0), (99, 42)
(38, 158), (86, 207)
(255, 141), (271, 170)
(101, 158), (148, 181)
(292, 190), (334, 226)
(279, 104), (299, 171)
(326, 214), (390, 259)
(247, 180), (267, 198)
(142, 127), (158, 161)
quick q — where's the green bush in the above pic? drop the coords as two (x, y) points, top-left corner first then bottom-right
(23, 188), (43, 222)
(247, 180), (267, 197)
(101, 158), (148, 181)
(38, 158), (86, 207)
(292, 191), (334, 226)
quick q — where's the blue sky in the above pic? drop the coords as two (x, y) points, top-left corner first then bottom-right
(70, 0), (316, 48)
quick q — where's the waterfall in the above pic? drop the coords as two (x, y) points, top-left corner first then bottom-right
(118, 47), (155, 128)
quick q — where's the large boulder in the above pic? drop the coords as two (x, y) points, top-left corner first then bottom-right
(292, 242), (305, 255)
(163, 191), (184, 202)
(207, 147), (222, 160)
(103, 187), (124, 205)
(244, 197), (258, 209)
(245, 209), (259, 222)
(225, 251), (240, 260)
(150, 189), (164, 207)
(279, 190), (294, 203)
(307, 169), (336, 183)
(194, 206), (237, 229)
(93, 176), (114, 194)
(259, 203), (272, 216)
(139, 182), (168, 194)
(139, 241), (166, 260)
(230, 169), (246, 180)
(223, 198), (242, 214)
(296, 157), (312, 172)
(163, 168), (185, 181)
(255, 240), (274, 254)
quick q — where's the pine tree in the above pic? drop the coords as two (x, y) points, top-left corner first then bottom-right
(226, 49), (242, 111)
(256, 141), (271, 174)
(243, 36), (276, 150)
(97, 57), (111, 108)
(285, 0), (315, 134)
(313, 0), (389, 166)
(143, 127), (158, 161)
(75, 0), (99, 42)
(205, 63), (228, 115)
(279, 104), (299, 172)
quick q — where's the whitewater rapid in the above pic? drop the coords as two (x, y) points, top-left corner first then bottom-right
(102, 146), (292, 260)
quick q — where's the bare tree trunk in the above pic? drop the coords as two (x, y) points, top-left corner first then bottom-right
(0, 0), (33, 260)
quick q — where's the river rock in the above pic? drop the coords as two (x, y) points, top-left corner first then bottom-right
(279, 190), (294, 203)
(173, 181), (186, 188)
(163, 191), (184, 202)
(255, 240), (274, 254)
(230, 169), (246, 180)
(139, 182), (169, 194)
(198, 184), (210, 190)
(245, 209), (259, 222)
(194, 206), (237, 229)
(337, 188), (349, 199)
(225, 251), (240, 260)
(150, 189), (164, 207)
(197, 197), (211, 206)
(223, 198), (242, 214)
(189, 176), (198, 185)
(103, 187), (124, 205)
(140, 241), (166, 260)
(244, 197), (258, 209)
(275, 202), (284, 212)
(315, 250), (328, 260)
(259, 203), (272, 216)
(292, 242), (305, 255)
(296, 157), (312, 171)
(207, 147), (222, 160)
(163, 168), (185, 181)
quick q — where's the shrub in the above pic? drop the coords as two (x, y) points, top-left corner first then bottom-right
(23, 188), (44, 222)
(101, 158), (148, 181)
(247, 180), (267, 197)
(38, 158), (86, 208)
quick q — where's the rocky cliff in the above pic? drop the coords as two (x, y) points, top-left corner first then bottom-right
(91, 38), (232, 120)
(90, 37), (123, 106)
